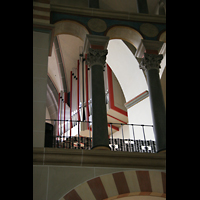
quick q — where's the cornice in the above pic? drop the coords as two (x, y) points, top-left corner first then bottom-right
(50, 4), (166, 24)
(135, 39), (164, 58)
(83, 34), (110, 54)
(33, 148), (166, 170)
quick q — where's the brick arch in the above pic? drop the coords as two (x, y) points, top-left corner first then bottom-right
(61, 170), (166, 200)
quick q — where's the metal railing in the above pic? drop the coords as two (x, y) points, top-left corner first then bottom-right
(109, 123), (156, 153)
(45, 119), (156, 153)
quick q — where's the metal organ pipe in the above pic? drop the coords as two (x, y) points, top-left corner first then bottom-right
(64, 92), (67, 135)
(70, 71), (72, 137)
(82, 56), (85, 121)
(77, 60), (80, 121)
(60, 91), (63, 137)
(85, 54), (89, 129)
(57, 93), (60, 136)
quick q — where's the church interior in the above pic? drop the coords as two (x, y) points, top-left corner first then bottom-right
(33, 0), (166, 199)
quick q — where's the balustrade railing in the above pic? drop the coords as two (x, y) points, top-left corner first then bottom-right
(45, 119), (156, 153)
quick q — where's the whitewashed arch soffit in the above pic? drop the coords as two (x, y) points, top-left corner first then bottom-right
(106, 26), (143, 50)
(54, 20), (89, 42)
(107, 39), (148, 103)
(48, 42), (63, 93)
(49, 19), (88, 94)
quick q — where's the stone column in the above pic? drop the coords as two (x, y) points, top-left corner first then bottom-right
(33, 22), (54, 147)
(84, 34), (110, 150)
(139, 53), (166, 153)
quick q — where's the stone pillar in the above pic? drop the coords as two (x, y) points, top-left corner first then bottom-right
(33, 31), (50, 147)
(139, 53), (166, 153)
(33, 24), (54, 147)
(84, 34), (110, 150)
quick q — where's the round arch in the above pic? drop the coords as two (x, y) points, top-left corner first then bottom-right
(54, 20), (90, 42)
(106, 39), (153, 127)
(61, 170), (166, 200)
(158, 31), (166, 43)
(106, 26), (143, 49)
(105, 26), (145, 103)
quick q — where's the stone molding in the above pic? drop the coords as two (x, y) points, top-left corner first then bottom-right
(33, 148), (166, 170)
(139, 53), (163, 71)
(50, 4), (166, 24)
(135, 39), (164, 58)
(83, 34), (110, 54)
(86, 48), (108, 67)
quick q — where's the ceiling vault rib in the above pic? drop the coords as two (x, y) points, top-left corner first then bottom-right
(46, 75), (58, 123)
(46, 85), (58, 122)
(47, 75), (59, 103)
(54, 36), (68, 93)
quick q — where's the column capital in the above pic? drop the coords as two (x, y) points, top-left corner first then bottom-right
(86, 48), (108, 67)
(139, 53), (163, 71)
(135, 39), (164, 58)
(83, 34), (110, 53)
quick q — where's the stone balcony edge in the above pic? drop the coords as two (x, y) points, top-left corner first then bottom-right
(33, 147), (166, 170)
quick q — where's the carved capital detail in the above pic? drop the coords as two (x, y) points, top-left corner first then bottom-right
(86, 48), (108, 67)
(139, 53), (163, 71)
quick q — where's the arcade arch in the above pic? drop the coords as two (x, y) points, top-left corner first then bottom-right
(54, 19), (90, 42)
(106, 26), (143, 49)
(106, 39), (147, 103)
(61, 170), (166, 200)
(47, 22), (164, 139)
(105, 26), (146, 102)
(105, 26), (156, 137)
(47, 20), (89, 123)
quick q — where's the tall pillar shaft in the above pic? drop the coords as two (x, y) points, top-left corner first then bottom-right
(84, 35), (110, 150)
(87, 48), (110, 150)
(33, 31), (51, 147)
(140, 53), (166, 153)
